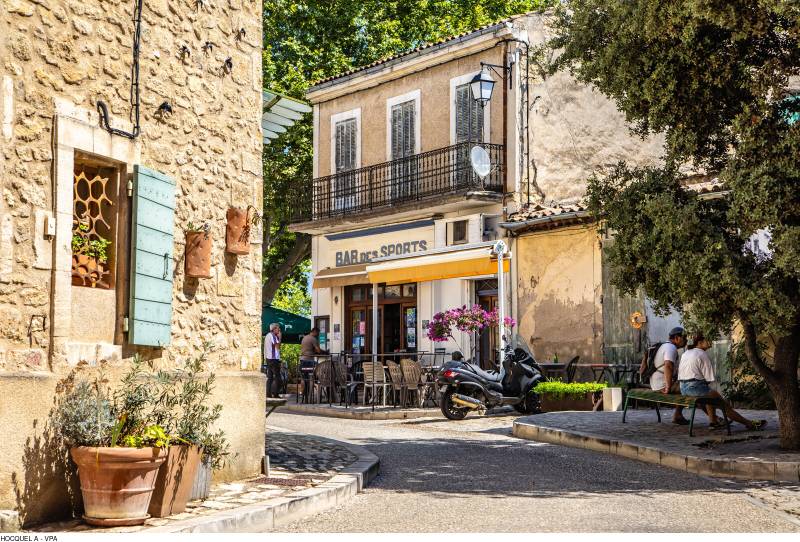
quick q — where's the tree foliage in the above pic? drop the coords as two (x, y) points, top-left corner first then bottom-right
(261, 0), (552, 303)
(551, 0), (800, 447)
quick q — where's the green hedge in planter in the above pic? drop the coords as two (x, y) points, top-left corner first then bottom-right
(533, 381), (606, 399)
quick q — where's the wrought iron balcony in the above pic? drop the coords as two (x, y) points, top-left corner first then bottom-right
(292, 142), (504, 223)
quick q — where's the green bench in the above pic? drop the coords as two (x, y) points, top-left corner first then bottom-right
(622, 388), (730, 437)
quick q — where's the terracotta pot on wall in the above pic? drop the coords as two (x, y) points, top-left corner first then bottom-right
(148, 444), (203, 517)
(225, 207), (251, 255)
(72, 254), (109, 288)
(71, 446), (167, 526)
(185, 230), (212, 278)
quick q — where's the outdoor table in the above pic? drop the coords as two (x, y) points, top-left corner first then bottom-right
(578, 363), (635, 383)
(266, 397), (286, 418)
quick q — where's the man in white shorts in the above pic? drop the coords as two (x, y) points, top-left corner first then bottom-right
(649, 326), (688, 424)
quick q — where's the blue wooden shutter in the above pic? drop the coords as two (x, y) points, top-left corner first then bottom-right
(129, 165), (176, 346)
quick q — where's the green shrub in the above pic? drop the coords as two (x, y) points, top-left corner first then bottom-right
(723, 342), (776, 409)
(281, 344), (301, 382)
(533, 381), (606, 399)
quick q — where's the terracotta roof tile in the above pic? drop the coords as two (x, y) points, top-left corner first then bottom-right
(505, 202), (588, 223)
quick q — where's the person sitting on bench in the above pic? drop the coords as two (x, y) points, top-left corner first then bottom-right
(649, 326), (689, 425)
(678, 333), (766, 430)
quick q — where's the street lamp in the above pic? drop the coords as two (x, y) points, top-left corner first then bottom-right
(470, 66), (495, 108)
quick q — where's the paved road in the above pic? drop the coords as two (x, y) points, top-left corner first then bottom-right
(268, 411), (799, 532)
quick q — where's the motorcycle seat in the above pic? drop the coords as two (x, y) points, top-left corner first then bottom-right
(466, 364), (503, 382)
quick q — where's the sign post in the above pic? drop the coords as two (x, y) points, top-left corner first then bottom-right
(493, 240), (509, 378)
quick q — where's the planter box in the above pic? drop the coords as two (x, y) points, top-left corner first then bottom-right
(190, 457), (212, 501)
(539, 392), (595, 412)
(148, 444), (202, 518)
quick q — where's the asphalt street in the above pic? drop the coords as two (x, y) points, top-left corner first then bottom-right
(268, 410), (799, 532)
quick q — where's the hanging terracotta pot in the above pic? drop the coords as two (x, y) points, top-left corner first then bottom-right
(71, 446), (167, 526)
(225, 207), (251, 255)
(185, 230), (212, 278)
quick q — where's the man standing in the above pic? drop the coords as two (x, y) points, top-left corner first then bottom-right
(263, 323), (282, 398)
(648, 326), (689, 424)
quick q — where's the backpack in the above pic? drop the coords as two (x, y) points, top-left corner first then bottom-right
(639, 342), (665, 383)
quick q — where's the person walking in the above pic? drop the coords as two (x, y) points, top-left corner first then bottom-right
(263, 323), (282, 398)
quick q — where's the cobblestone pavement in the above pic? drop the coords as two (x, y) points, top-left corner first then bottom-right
(269, 411), (800, 532)
(32, 427), (358, 533)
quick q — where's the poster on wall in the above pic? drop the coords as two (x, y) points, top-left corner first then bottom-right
(359, 321), (366, 335)
(407, 327), (416, 349)
(319, 333), (328, 349)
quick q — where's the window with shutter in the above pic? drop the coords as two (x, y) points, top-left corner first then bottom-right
(390, 100), (417, 201)
(455, 83), (483, 143)
(334, 118), (358, 212)
(128, 165), (176, 347)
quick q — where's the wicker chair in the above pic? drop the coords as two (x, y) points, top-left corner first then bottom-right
(400, 359), (424, 407)
(362, 361), (391, 406)
(385, 360), (406, 407)
(312, 360), (334, 403)
(333, 357), (359, 405)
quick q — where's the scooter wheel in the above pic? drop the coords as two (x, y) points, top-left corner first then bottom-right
(441, 390), (469, 420)
(513, 393), (541, 415)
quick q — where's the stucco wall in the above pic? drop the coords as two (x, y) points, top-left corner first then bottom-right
(315, 47), (506, 177)
(515, 225), (602, 362)
(1, 0), (265, 524)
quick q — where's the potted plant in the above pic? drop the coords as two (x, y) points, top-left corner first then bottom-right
(185, 222), (212, 278)
(190, 429), (231, 501)
(71, 221), (112, 287)
(149, 342), (230, 512)
(225, 205), (261, 255)
(52, 362), (170, 526)
(602, 377), (627, 412)
(533, 381), (607, 412)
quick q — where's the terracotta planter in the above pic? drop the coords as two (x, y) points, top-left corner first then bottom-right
(189, 456), (212, 501)
(71, 446), (167, 526)
(148, 444), (202, 517)
(185, 230), (212, 278)
(71, 254), (110, 288)
(539, 392), (596, 412)
(225, 207), (251, 255)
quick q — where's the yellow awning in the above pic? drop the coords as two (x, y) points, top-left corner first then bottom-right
(366, 247), (509, 285)
(312, 264), (368, 288)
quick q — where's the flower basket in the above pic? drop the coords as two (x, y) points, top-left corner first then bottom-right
(148, 444), (202, 517)
(71, 446), (167, 526)
(185, 230), (212, 278)
(225, 207), (252, 255)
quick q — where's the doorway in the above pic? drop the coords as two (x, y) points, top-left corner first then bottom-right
(345, 283), (417, 357)
(476, 279), (498, 370)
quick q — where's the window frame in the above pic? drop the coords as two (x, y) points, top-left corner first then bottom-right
(449, 71), (491, 145)
(385, 89), (421, 161)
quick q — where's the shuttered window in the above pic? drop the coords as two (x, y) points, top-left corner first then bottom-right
(455, 83), (483, 142)
(334, 118), (358, 211)
(390, 100), (416, 160)
(128, 165), (176, 347)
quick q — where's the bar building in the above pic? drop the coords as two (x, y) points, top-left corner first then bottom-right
(292, 13), (667, 367)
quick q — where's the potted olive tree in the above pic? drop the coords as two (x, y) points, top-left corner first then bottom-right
(148, 342), (230, 516)
(52, 361), (171, 526)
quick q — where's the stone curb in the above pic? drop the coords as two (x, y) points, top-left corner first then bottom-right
(513, 417), (800, 483)
(282, 402), (443, 420)
(145, 433), (380, 533)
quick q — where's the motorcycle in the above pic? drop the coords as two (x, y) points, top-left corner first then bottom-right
(436, 334), (544, 420)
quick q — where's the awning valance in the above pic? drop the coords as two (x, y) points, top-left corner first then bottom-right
(366, 247), (509, 285)
(312, 264), (369, 288)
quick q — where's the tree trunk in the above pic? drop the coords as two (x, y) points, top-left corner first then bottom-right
(261, 233), (311, 306)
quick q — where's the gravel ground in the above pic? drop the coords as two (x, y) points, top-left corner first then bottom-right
(267, 411), (800, 533)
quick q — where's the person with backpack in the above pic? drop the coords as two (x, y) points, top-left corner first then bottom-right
(639, 326), (689, 424)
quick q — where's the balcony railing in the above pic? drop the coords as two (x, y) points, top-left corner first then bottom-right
(292, 142), (504, 223)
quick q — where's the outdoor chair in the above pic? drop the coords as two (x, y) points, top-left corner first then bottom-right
(333, 357), (359, 406)
(386, 360), (406, 407)
(565, 355), (580, 383)
(311, 360), (334, 404)
(400, 358), (425, 408)
(362, 361), (391, 406)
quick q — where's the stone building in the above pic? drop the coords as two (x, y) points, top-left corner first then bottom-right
(1, 0), (267, 526)
(293, 12), (667, 369)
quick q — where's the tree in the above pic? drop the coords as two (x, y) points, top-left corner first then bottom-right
(550, 1), (800, 447)
(261, 0), (552, 304)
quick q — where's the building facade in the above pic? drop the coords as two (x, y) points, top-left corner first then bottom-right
(1, 0), (266, 526)
(295, 12), (669, 368)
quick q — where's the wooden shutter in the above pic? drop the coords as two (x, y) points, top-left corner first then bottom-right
(129, 165), (176, 347)
(455, 83), (483, 143)
(391, 100), (415, 160)
(335, 119), (356, 173)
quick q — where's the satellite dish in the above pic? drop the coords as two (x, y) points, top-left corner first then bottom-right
(470, 145), (491, 179)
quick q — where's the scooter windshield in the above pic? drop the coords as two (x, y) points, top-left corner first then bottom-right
(508, 333), (536, 363)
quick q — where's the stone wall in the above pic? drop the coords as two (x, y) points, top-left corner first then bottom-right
(1, 0), (265, 525)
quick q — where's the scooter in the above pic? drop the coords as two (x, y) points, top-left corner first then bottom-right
(436, 334), (544, 420)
